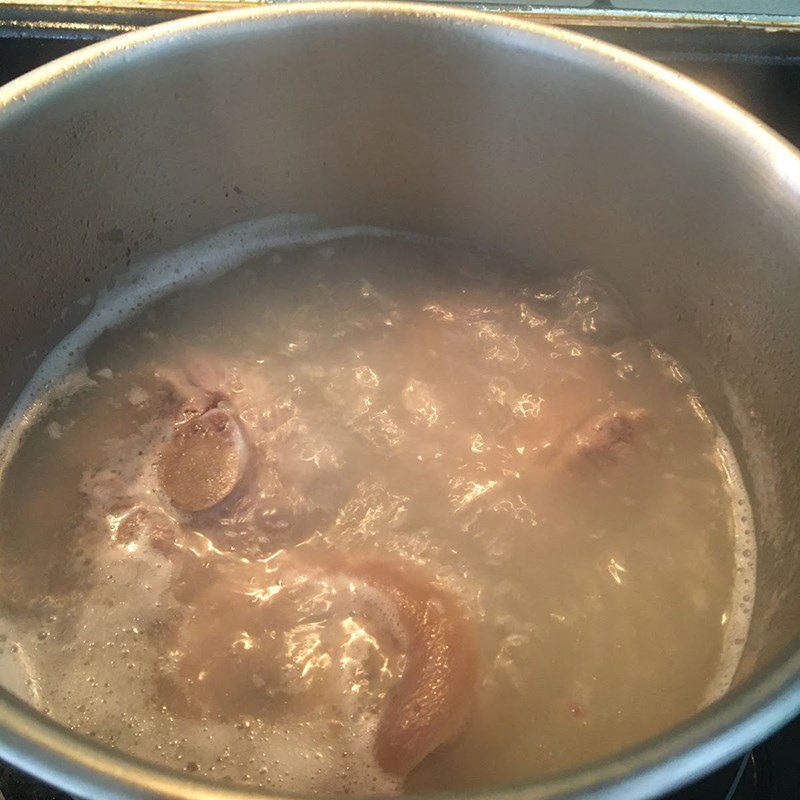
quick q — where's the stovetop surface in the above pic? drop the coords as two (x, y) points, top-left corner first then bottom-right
(1, 18), (799, 800)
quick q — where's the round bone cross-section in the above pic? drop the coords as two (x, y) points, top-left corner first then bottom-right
(158, 408), (247, 512)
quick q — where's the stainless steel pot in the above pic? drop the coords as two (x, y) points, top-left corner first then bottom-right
(1, 3), (800, 799)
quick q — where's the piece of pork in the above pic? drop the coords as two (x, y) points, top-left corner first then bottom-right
(159, 556), (478, 777)
(155, 351), (353, 550)
(154, 351), (230, 421)
(154, 352), (255, 514)
(558, 407), (648, 470)
(346, 560), (478, 776)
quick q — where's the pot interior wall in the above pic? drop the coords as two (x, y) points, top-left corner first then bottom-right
(1, 8), (799, 706)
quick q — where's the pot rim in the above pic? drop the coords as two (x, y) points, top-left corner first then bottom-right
(1, 3), (800, 799)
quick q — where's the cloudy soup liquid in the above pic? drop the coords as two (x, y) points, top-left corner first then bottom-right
(0, 226), (755, 795)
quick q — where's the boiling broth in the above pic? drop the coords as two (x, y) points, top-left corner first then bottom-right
(0, 226), (755, 794)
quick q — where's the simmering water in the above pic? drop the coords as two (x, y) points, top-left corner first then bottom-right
(0, 225), (755, 795)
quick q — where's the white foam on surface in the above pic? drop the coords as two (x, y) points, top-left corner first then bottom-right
(702, 427), (757, 705)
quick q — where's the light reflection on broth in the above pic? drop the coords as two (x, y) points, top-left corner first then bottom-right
(0, 229), (754, 795)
